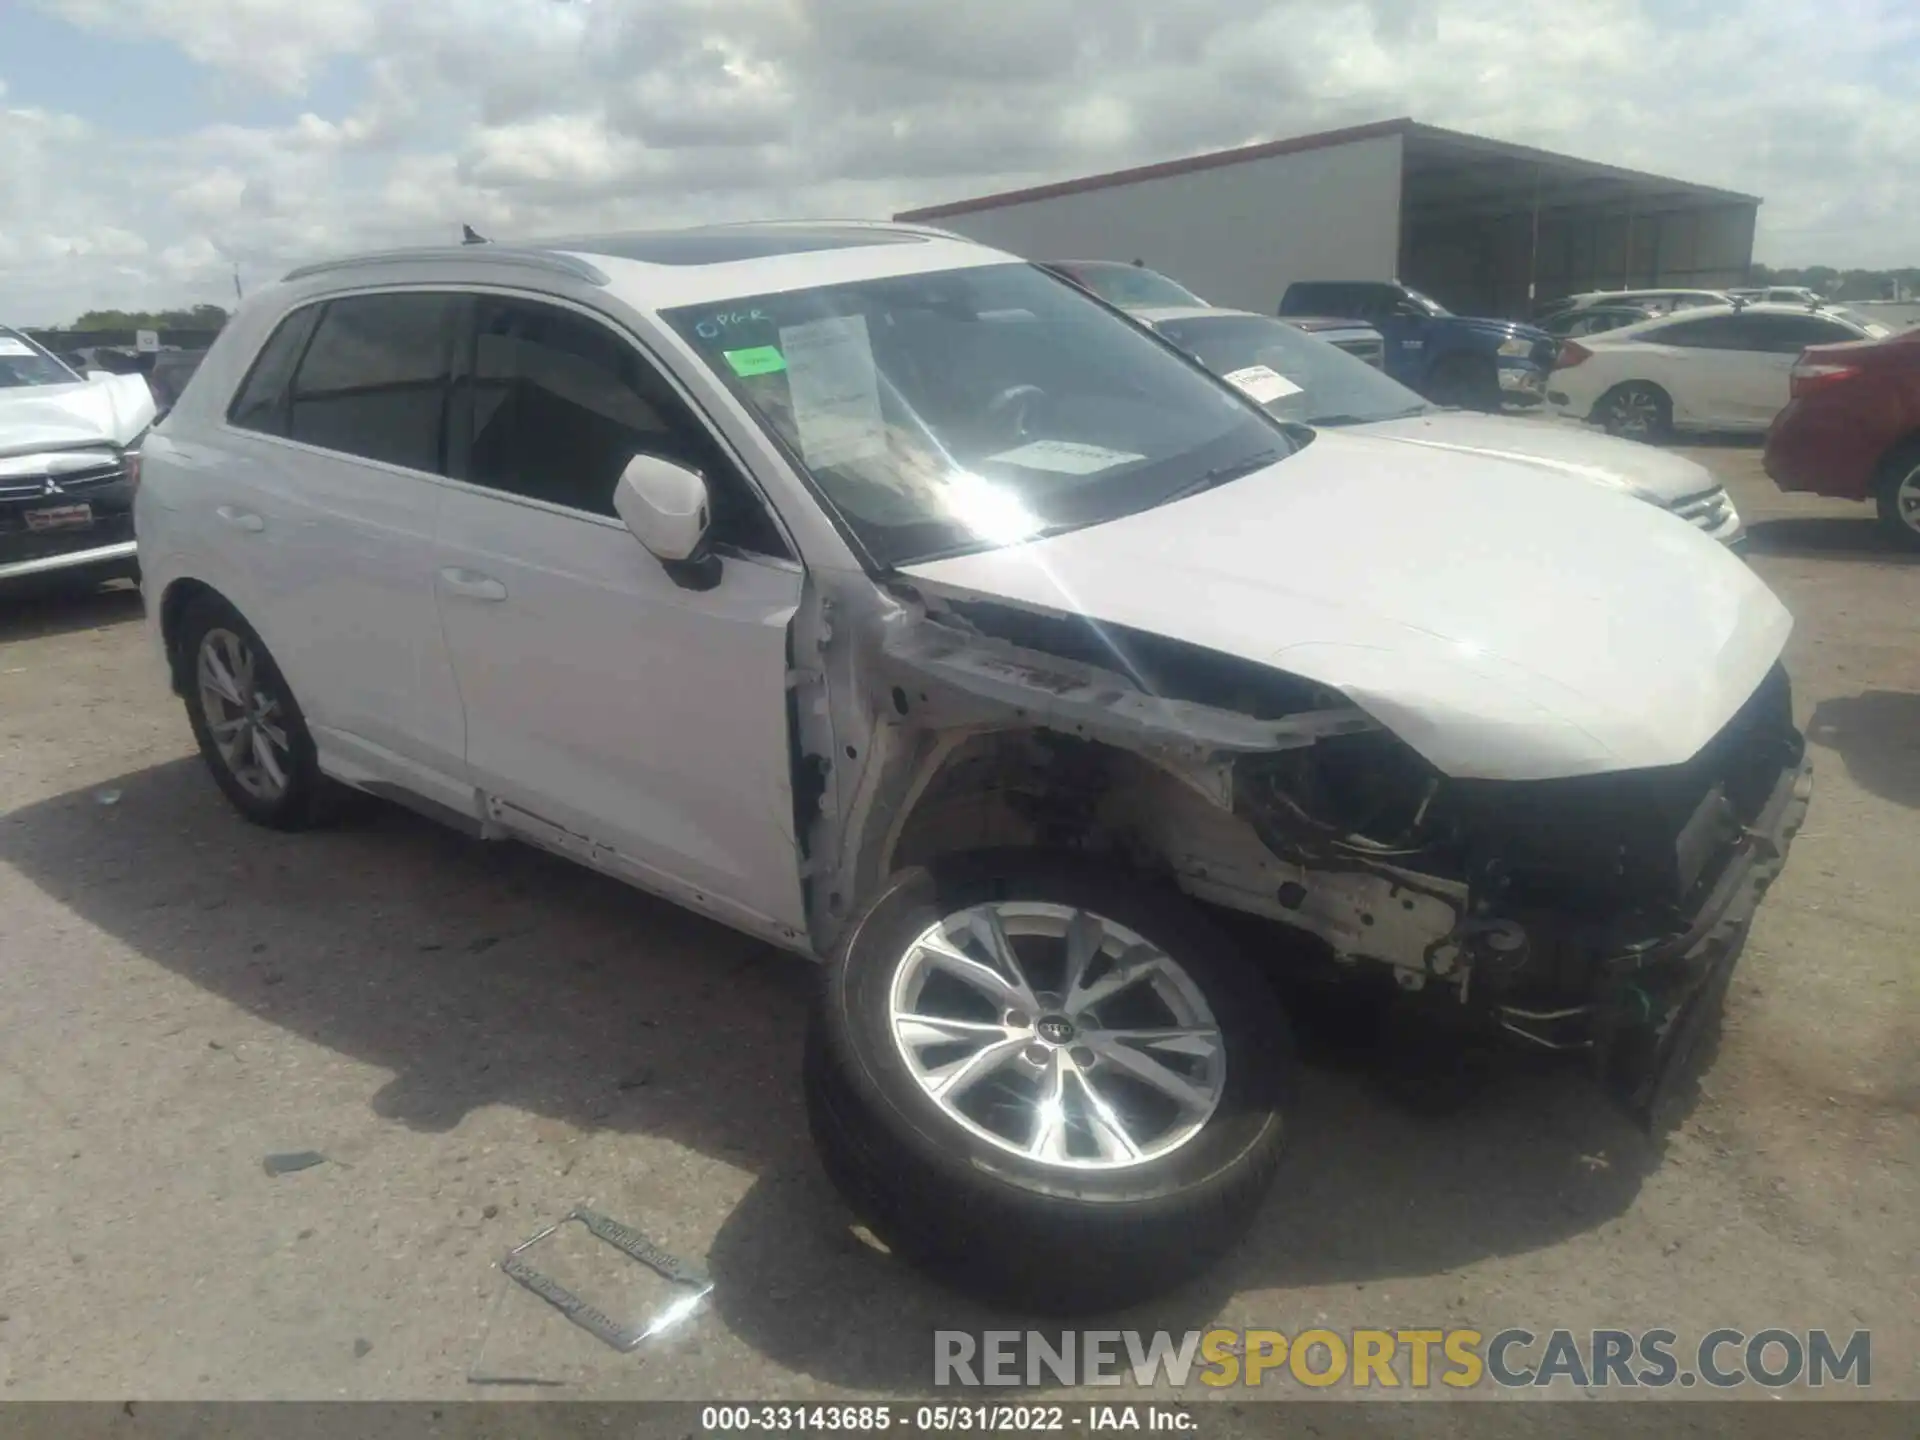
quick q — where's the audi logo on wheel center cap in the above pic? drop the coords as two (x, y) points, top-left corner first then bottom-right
(1036, 1015), (1076, 1044)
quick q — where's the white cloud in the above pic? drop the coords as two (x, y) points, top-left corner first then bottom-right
(5, 0), (1919, 323)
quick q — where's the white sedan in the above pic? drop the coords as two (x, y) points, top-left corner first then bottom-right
(1130, 305), (1744, 545)
(1546, 302), (1889, 441)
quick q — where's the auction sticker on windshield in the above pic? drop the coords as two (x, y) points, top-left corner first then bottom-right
(985, 440), (1145, 474)
(779, 315), (886, 469)
(0, 338), (35, 357)
(1222, 365), (1302, 404)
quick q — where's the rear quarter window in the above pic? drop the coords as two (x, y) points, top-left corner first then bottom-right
(226, 305), (321, 435)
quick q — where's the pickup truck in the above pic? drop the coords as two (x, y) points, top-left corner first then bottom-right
(1279, 280), (1557, 411)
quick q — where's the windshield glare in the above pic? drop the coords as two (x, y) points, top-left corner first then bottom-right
(665, 264), (1290, 567)
(1152, 313), (1429, 426)
(0, 332), (80, 389)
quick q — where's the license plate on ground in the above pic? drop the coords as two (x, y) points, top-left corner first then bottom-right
(24, 503), (92, 532)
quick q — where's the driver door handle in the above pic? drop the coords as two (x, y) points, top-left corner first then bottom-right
(438, 567), (507, 602)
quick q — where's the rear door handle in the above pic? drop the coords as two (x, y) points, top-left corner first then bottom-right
(438, 567), (507, 602)
(215, 505), (264, 533)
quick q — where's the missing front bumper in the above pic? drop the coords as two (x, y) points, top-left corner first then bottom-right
(1598, 754), (1812, 1124)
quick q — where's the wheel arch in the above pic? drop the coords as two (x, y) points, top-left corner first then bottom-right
(1592, 377), (1673, 426)
(157, 576), (229, 695)
(1872, 428), (1920, 487)
(882, 727), (1184, 881)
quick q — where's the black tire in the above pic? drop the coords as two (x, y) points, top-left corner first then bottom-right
(1596, 382), (1673, 443)
(1426, 354), (1502, 411)
(177, 593), (333, 830)
(1871, 438), (1920, 551)
(807, 851), (1292, 1314)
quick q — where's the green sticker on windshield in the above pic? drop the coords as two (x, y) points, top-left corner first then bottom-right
(724, 345), (787, 377)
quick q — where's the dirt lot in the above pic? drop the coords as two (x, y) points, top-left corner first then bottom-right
(0, 443), (1913, 1402)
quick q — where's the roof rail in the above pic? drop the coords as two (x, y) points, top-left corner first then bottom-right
(282, 245), (609, 286)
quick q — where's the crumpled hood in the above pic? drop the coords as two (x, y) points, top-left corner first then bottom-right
(1345, 410), (1721, 506)
(903, 429), (1791, 782)
(0, 375), (155, 459)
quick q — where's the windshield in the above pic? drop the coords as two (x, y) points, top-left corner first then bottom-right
(1150, 312), (1429, 426)
(664, 263), (1291, 567)
(0, 331), (80, 389)
(1401, 286), (1451, 317)
(1059, 263), (1206, 309)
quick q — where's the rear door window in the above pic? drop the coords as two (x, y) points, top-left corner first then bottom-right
(288, 293), (461, 473)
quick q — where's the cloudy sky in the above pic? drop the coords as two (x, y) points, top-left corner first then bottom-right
(2, 0), (1916, 324)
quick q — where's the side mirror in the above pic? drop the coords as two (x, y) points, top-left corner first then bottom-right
(613, 453), (720, 590)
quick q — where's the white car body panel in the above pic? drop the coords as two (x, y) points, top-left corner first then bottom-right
(904, 429), (1790, 782)
(1348, 411), (1709, 505)
(1347, 410), (1744, 543)
(0, 372), (155, 458)
(431, 482), (810, 939)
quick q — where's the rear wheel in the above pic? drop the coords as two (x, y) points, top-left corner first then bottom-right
(807, 851), (1293, 1313)
(1597, 382), (1672, 442)
(178, 594), (332, 830)
(1872, 439), (1920, 550)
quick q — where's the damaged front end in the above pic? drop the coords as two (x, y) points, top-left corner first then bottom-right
(796, 577), (1809, 1127)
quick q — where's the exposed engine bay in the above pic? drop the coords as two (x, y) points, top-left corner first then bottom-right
(791, 578), (1812, 1122)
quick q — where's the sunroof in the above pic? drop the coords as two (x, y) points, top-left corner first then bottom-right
(541, 226), (927, 267)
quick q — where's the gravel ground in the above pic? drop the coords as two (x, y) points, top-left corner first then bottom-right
(0, 443), (1912, 1404)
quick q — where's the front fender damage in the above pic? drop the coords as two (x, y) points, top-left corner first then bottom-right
(789, 574), (1470, 984)
(785, 570), (1810, 1126)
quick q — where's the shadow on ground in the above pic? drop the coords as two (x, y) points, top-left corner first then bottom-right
(1744, 515), (1920, 564)
(1807, 691), (1920, 809)
(0, 580), (143, 642)
(0, 760), (1666, 1390)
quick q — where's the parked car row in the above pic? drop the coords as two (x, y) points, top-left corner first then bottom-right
(131, 222), (1810, 1311)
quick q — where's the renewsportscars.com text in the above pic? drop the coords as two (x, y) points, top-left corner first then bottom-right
(933, 1328), (1872, 1391)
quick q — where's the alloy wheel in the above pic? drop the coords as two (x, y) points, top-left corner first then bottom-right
(886, 901), (1226, 1170)
(1894, 463), (1920, 537)
(196, 627), (293, 801)
(1607, 386), (1663, 440)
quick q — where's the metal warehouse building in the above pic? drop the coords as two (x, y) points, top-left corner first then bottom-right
(895, 117), (1760, 319)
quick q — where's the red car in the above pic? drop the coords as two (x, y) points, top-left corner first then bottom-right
(1764, 326), (1920, 546)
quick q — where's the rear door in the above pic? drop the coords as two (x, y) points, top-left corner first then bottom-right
(430, 292), (810, 943)
(1628, 313), (1768, 428)
(224, 290), (468, 805)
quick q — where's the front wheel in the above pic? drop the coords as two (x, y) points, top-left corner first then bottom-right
(1597, 382), (1672, 442)
(807, 852), (1292, 1313)
(1872, 440), (1920, 551)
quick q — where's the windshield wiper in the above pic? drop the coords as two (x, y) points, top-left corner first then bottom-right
(1159, 448), (1282, 504)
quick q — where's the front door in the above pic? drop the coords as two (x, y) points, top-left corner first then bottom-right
(431, 292), (810, 944)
